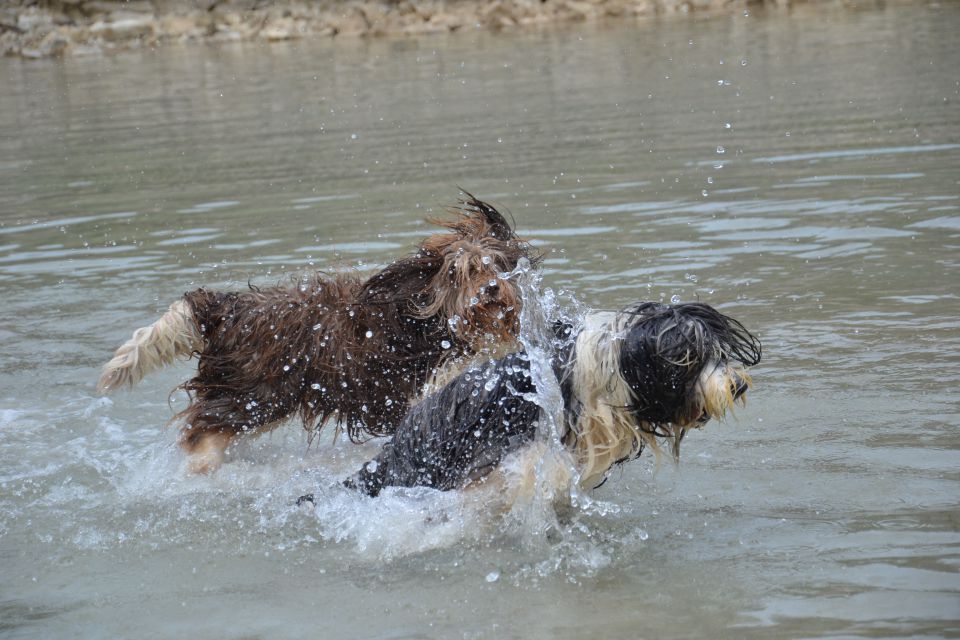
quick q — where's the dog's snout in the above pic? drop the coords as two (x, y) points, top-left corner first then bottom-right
(732, 371), (749, 399)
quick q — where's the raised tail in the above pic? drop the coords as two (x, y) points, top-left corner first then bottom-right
(96, 299), (201, 394)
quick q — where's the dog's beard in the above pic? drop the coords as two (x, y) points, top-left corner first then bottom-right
(697, 362), (752, 421)
(656, 361), (753, 462)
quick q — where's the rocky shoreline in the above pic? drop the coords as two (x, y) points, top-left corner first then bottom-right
(3, 0), (795, 59)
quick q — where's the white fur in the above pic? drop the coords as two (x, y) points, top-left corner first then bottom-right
(561, 313), (656, 490)
(97, 299), (201, 393)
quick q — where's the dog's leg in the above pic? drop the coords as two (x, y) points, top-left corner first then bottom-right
(97, 299), (200, 393)
(183, 430), (234, 475)
(469, 441), (575, 511)
(342, 449), (392, 496)
(176, 394), (294, 474)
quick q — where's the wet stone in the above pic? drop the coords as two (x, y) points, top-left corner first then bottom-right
(89, 15), (155, 41)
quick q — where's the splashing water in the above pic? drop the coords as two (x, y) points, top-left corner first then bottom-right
(501, 258), (622, 533)
(1, 260), (621, 577)
(290, 257), (617, 568)
(502, 259), (582, 514)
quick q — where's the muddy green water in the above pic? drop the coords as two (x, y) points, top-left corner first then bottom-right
(1, 2), (959, 638)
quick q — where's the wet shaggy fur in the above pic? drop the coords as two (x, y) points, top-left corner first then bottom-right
(342, 302), (762, 497)
(97, 195), (539, 472)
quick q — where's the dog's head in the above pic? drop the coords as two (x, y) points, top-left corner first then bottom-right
(562, 302), (761, 490)
(617, 302), (762, 457)
(358, 193), (538, 350)
(415, 194), (538, 348)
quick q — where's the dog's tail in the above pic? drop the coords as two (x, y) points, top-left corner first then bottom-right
(96, 299), (201, 394)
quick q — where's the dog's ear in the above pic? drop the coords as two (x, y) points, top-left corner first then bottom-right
(457, 190), (515, 242)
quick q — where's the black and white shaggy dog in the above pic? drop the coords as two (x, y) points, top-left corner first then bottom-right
(339, 302), (761, 498)
(96, 195), (538, 473)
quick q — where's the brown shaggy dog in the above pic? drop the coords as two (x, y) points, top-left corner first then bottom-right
(97, 195), (538, 473)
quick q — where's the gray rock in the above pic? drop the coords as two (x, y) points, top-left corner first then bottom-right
(89, 15), (155, 40)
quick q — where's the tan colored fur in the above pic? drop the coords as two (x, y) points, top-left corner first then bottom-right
(96, 300), (201, 394)
(183, 430), (234, 475)
(699, 365), (751, 418)
(178, 419), (286, 474)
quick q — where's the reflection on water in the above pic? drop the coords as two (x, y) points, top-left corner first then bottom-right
(1, 1), (959, 638)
